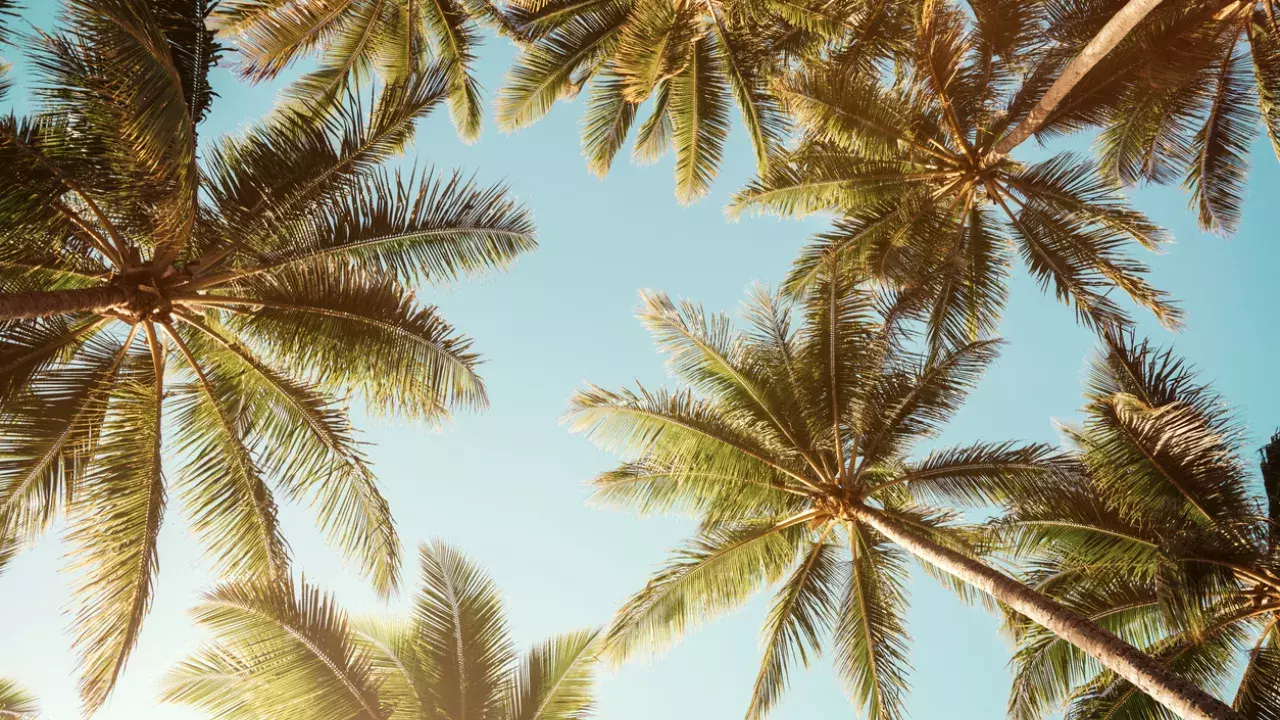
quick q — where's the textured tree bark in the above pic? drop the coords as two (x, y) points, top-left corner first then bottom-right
(986, 0), (1166, 161)
(0, 285), (134, 320)
(849, 504), (1242, 720)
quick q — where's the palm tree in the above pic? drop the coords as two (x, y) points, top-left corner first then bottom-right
(212, 0), (522, 141)
(494, 0), (918, 202)
(0, 0), (534, 710)
(731, 0), (1181, 355)
(997, 333), (1280, 719)
(1027, 0), (1280, 236)
(567, 275), (1238, 720)
(162, 541), (601, 720)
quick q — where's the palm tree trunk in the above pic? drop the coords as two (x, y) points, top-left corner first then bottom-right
(848, 504), (1241, 720)
(0, 285), (134, 320)
(986, 0), (1166, 162)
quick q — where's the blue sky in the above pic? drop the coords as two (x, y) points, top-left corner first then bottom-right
(2, 6), (1279, 719)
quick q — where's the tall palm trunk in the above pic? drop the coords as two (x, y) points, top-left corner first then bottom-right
(0, 285), (134, 320)
(986, 0), (1166, 161)
(848, 504), (1241, 720)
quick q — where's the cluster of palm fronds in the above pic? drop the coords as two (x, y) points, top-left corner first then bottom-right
(1, 1), (1279, 720)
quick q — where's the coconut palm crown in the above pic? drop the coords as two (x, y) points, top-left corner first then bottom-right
(567, 275), (1237, 720)
(163, 541), (601, 720)
(0, 0), (534, 710)
(997, 332), (1280, 719)
(732, 0), (1180, 354)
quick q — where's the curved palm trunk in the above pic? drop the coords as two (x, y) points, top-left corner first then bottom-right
(849, 504), (1241, 720)
(0, 286), (133, 320)
(986, 0), (1166, 162)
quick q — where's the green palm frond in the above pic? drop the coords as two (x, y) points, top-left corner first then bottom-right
(631, 80), (673, 163)
(747, 536), (844, 720)
(498, 0), (860, 197)
(209, 264), (486, 420)
(205, 68), (451, 257)
(238, 168), (536, 287)
(0, 678), (37, 720)
(168, 325), (291, 582)
(602, 518), (810, 663)
(65, 358), (165, 713)
(1233, 623), (1280, 719)
(1072, 332), (1252, 528)
(0, 331), (133, 543)
(581, 72), (639, 176)
(830, 523), (910, 720)
(415, 541), (516, 720)
(165, 578), (387, 720)
(1187, 38), (1256, 235)
(504, 628), (601, 720)
(174, 312), (401, 595)
(495, 5), (629, 130)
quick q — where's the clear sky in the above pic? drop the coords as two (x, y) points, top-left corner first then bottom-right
(2, 6), (1279, 720)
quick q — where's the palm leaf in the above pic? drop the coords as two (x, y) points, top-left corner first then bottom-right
(414, 541), (515, 720)
(747, 536), (844, 719)
(504, 628), (601, 720)
(65, 356), (164, 712)
(668, 35), (731, 203)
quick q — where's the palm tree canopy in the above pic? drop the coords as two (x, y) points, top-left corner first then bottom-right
(567, 273), (1076, 720)
(730, 0), (1181, 355)
(996, 331), (1280, 720)
(213, 0), (523, 141)
(0, 0), (534, 711)
(162, 541), (602, 720)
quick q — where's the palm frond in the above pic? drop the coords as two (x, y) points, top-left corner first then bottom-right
(206, 264), (486, 420)
(174, 313), (401, 595)
(496, 5), (628, 130)
(582, 73), (639, 177)
(167, 578), (386, 720)
(668, 35), (731, 203)
(65, 356), (164, 712)
(0, 677), (37, 720)
(830, 523), (910, 720)
(602, 518), (808, 663)
(504, 628), (601, 720)
(168, 327), (291, 581)
(747, 536), (844, 720)
(1187, 36), (1256, 235)
(414, 541), (515, 720)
